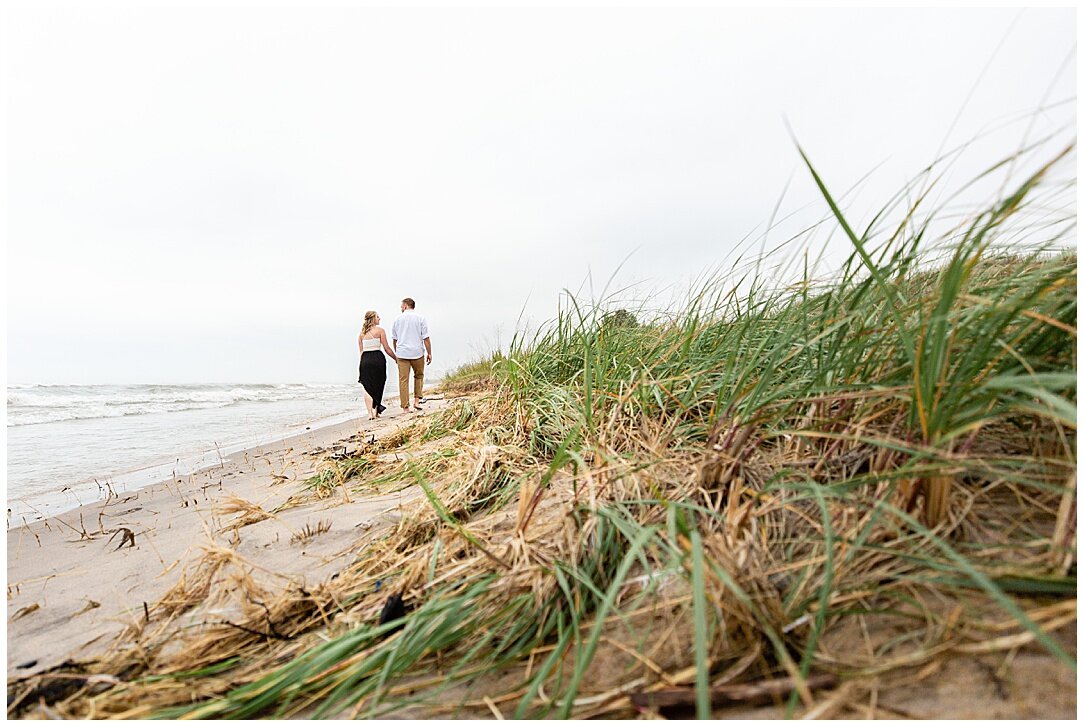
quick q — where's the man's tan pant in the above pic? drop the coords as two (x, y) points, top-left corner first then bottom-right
(397, 357), (425, 409)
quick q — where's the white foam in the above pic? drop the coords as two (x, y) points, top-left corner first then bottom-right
(7, 383), (360, 427)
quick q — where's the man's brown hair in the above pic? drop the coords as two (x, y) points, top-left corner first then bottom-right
(402, 297), (416, 309)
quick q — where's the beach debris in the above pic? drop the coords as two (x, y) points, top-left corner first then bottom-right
(102, 507), (142, 517)
(73, 600), (100, 617)
(15, 660), (37, 670)
(8, 673), (88, 711)
(54, 513), (98, 541)
(93, 478), (117, 499)
(377, 592), (406, 631)
(108, 527), (136, 550)
(290, 519), (332, 544)
(5, 659), (127, 713)
(11, 603), (40, 621)
(78, 514), (95, 540)
(328, 446), (358, 461)
(214, 441), (225, 468)
(215, 495), (272, 531)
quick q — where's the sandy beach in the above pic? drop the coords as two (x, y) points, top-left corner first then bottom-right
(7, 397), (452, 680)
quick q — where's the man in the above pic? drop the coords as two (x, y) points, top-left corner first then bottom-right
(391, 297), (432, 414)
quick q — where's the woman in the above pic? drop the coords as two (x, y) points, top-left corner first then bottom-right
(357, 311), (397, 420)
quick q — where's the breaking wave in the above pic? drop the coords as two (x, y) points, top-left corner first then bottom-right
(7, 383), (358, 426)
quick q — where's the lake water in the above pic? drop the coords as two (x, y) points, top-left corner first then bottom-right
(6, 381), (403, 524)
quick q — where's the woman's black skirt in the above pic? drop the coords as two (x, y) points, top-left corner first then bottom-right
(358, 351), (387, 413)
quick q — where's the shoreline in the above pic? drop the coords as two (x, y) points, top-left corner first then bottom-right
(6, 405), (363, 527)
(7, 378), (441, 525)
(7, 396), (451, 676)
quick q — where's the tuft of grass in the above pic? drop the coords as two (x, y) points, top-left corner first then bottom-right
(441, 352), (505, 395)
(290, 519), (332, 545)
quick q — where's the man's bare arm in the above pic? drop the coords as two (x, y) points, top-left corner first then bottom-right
(423, 337), (432, 365)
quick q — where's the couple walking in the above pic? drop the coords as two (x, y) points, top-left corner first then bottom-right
(357, 297), (432, 420)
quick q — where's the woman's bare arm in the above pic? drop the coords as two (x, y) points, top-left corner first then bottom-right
(378, 328), (397, 360)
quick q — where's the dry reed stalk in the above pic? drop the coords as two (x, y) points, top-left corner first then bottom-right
(214, 494), (277, 532)
(922, 473), (954, 525)
(1052, 473), (1077, 573)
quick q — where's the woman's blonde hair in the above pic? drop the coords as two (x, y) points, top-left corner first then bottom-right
(362, 310), (378, 335)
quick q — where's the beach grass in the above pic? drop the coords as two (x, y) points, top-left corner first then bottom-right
(9, 140), (1075, 719)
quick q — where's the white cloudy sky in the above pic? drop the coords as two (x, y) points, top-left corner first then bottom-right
(5, 6), (1075, 384)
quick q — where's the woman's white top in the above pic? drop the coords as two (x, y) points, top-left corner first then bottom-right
(362, 337), (382, 352)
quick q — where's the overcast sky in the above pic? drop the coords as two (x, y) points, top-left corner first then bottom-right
(6, 6), (1076, 384)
